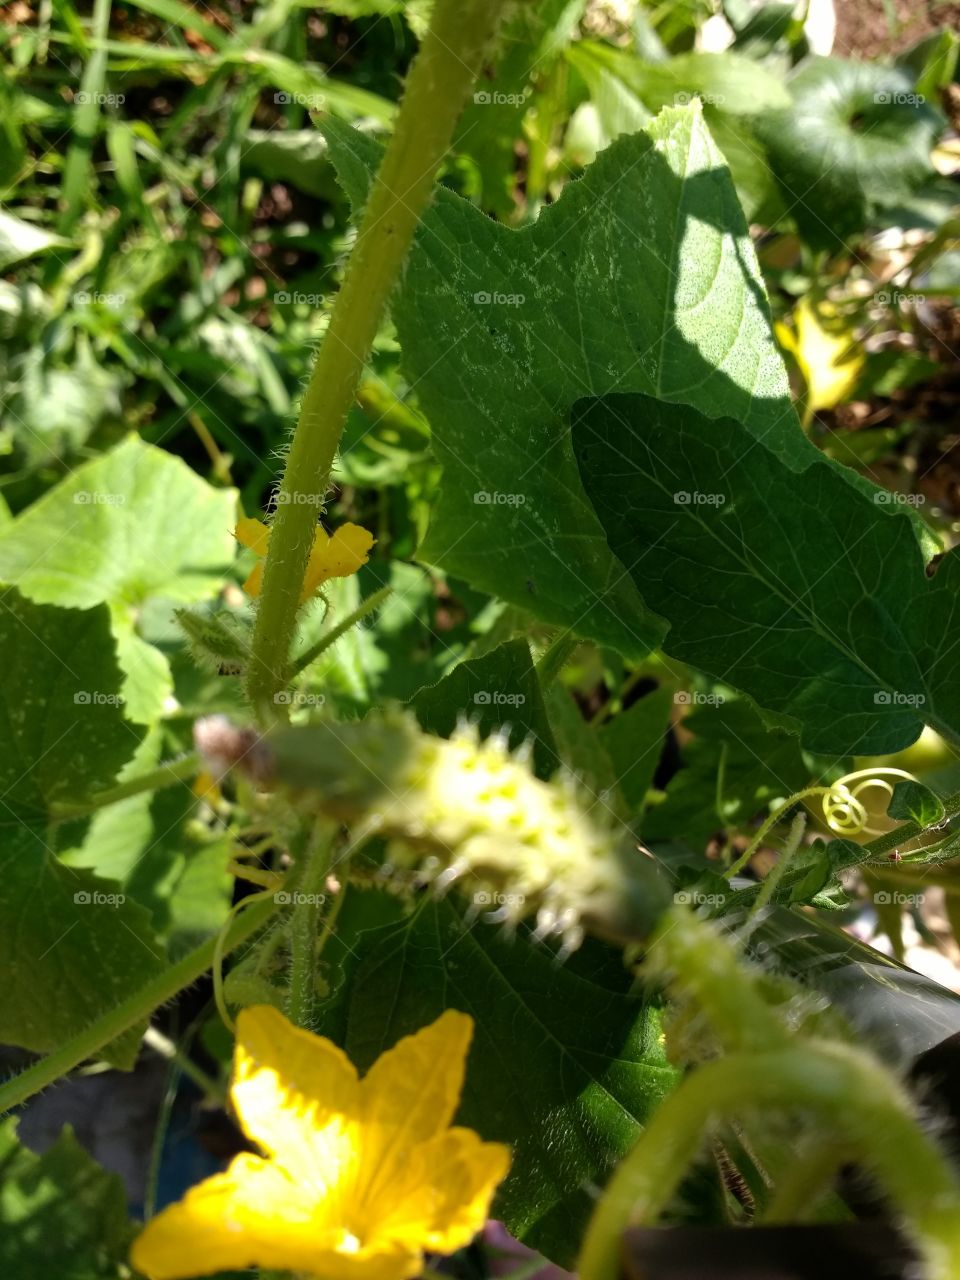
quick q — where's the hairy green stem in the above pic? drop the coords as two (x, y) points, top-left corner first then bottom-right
(50, 753), (199, 819)
(0, 894), (278, 1115)
(245, 0), (515, 718)
(288, 586), (392, 680)
(747, 811), (807, 921)
(287, 821), (334, 1028)
(724, 786), (831, 880)
(761, 1141), (850, 1224)
(578, 1043), (960, 1280)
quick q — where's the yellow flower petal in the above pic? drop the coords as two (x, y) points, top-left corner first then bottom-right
(780, 299), (864, 417)
(371, 1126), (512, 1254)
(356, 1010), (472, 1204)
(191, 769), (222, 805)
(131, 1153), (421, 1280)
(232, 1005), (360, 1189)
(131, 1007), (508, 1280)
(234, 516), (270, 556)
(234, 516), (373, 602)
(301, 523), (375, 600)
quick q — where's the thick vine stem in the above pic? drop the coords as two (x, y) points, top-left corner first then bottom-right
(0, 894), (279, 1116)
(287, 819), (335, 1029)
(577, 1043), (960, 1280)
(245, 0), (517, 719)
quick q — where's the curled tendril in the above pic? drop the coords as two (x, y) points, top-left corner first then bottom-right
(822, 768), (916, 837)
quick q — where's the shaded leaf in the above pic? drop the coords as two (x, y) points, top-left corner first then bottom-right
(575, 392), (959, 756)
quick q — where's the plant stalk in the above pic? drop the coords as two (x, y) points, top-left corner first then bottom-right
(245, 0), (515, 719)
(578, 1043), (960, 1280)
(288, 585), (391, 680)
(287, 821), (334, 1028)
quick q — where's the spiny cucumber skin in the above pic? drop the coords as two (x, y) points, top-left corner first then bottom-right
(261, 713), (670, 950)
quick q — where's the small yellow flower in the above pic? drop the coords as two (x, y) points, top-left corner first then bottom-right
(235, 516), (374, 604)
(775, 298), (864, 424)
(131, 1007), (510, 1280)
(191, 768), (222, 806)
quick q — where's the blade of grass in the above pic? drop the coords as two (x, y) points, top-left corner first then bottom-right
(58, 0), (112, 233)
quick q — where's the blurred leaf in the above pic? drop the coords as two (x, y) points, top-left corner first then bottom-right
(243, 128), (335, 199)
(0, 210), (69, 270)
(568, 45), (791, 116)
(454, 0), (587, 215)
(850, 351), (941, 400)
(0, 435), (236, 721)
(755, 58), (941, 249)
(3, 348), (123, 468)
(0, 1118), (133, 1279)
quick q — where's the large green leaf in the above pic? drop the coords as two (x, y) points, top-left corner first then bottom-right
(0, 588), (164, 1064)
(0, 435), (236, 722)
(325, 899), (676, 1266)
(574, 393), (960, 756)
(0, 1119), (133, 1279)
(323, 104), (807, 661)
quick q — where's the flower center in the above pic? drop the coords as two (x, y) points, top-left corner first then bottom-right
(340, 1231), (363, 1254)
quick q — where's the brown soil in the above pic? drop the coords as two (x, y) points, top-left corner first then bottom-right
(833, 0), (960, 60)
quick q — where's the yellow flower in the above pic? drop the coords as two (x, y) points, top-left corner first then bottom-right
(775, 298), (864, 425)
(131, 1007), (510, 1280)
(235, 516), (374, 604)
